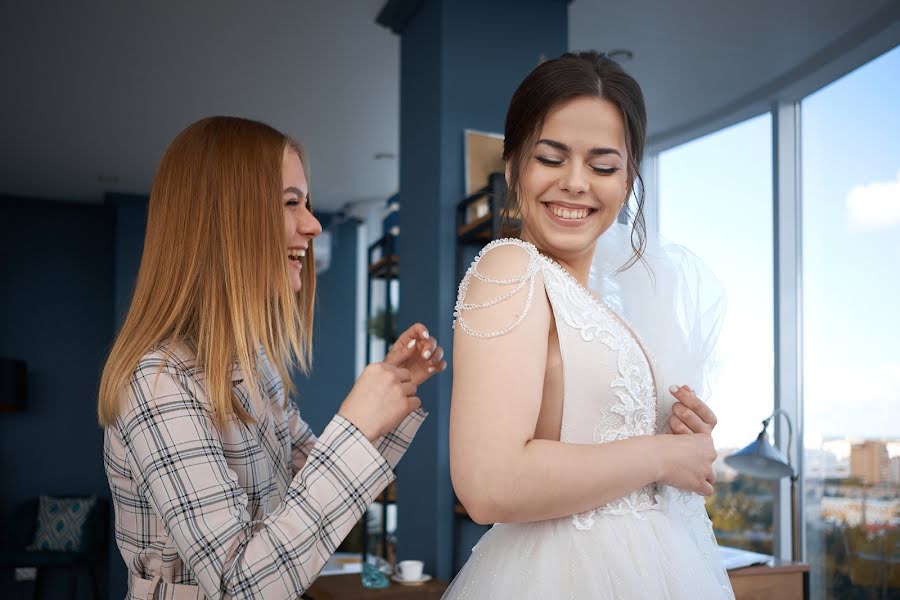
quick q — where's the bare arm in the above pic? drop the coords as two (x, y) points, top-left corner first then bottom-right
(450, 243), (714, 524)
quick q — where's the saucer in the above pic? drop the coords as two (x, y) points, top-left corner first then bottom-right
(391, 574), (432, 586)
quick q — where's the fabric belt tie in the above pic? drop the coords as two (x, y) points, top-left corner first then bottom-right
(130, 573), (207, 600)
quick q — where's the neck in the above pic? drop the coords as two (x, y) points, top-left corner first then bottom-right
(520, 232), (596, 287)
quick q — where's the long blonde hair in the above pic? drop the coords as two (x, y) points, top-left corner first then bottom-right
(98, 116), (316, 427)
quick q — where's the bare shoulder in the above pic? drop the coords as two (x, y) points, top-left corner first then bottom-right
(455, 239), (549, 341)
(470, 238), (538, 279)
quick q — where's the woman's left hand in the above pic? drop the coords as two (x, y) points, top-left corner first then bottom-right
(384, 322), (447, 386)
(667, 385), (718, 435)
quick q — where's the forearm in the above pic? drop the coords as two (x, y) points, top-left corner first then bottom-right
(219, 416), (393, 598)
(455, 435), (664, 524)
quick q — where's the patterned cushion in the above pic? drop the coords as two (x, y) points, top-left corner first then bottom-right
(27, 495), (97, 552)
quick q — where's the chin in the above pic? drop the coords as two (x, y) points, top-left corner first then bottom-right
(540, 224), (605, 253)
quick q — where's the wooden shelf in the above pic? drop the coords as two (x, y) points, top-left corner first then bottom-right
(456, 213), (494, 241)
(373, 482), (397, 504)
(456, 210), (520, 244)
(368, 255), (399, 279)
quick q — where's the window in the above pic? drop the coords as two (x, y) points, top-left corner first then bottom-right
(801, 45), (900, 600)
(658, 113), (775, 554)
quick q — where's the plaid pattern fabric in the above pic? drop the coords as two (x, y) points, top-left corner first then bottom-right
(104, 342), (426, 600)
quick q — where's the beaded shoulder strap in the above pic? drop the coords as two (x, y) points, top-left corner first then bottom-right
(453, 239), (542, 339)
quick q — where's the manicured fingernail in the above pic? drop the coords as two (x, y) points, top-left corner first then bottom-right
(423, 330), (430, 339)
(669, 385), (679, 394)
(427, 366), (435, 373)
(407, 339), (416, 349)
(423, 350), (432, 359)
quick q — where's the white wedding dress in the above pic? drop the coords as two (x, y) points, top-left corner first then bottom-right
(444, 237), (734, 599)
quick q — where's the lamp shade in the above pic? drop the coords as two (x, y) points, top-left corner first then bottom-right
(724, 431), (793, 480)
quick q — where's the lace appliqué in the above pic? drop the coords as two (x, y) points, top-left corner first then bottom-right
(539, 260), (658, 441)
(537, 259), (662, 526)
(453, 239), (542, 339)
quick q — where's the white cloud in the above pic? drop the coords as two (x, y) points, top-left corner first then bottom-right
(846, 170), (900, 232)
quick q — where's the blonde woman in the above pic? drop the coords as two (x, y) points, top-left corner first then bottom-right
(98, 116), (446, 600)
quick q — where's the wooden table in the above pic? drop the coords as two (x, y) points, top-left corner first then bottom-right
(307, 564), (808, 599)
(304, 574), (447, 600)
(728, 561), (809, 600)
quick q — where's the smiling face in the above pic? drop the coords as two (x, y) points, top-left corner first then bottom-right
(282, 146), (322, 292)
(517, 95), (630, 268)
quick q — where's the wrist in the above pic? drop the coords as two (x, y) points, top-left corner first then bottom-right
(651, 435), (669, 482)
(338, 409), (378, 442)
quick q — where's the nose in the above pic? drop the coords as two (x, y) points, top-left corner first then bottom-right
(299, 206), (323, 238)
(558, 162), (589, 195)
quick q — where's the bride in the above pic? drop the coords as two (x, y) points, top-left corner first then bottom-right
(445, 51), (734, 598)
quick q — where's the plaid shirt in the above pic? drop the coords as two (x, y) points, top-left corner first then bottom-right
(104, 342), (426, 600)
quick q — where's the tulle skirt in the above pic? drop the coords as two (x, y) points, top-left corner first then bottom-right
(443, 490), (734, 599)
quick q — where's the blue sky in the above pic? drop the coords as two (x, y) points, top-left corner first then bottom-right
(657, 45), (900, 450)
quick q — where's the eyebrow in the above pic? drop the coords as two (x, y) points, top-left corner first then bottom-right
(283, 186), (307, 198)
(536, 138), (622, 158)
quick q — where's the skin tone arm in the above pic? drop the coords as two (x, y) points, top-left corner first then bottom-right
(450, 246), (717, 525)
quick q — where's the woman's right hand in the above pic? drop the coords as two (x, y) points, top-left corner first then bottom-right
(656, 433), (717, 496)
(338, 363), (420, 442)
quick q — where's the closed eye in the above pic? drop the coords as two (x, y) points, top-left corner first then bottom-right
(536, 156), (563, 166)
(285, 197), (312, 210)
(590, 166), (619, 175)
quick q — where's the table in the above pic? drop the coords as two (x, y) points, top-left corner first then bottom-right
(728, 561), (809, 600)
(304, 574), (447, 600)
(307, 563), (809, 599)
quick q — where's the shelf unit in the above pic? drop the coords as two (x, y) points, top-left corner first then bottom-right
(454, 172), (508, 287)
(363, 232), (399, 565)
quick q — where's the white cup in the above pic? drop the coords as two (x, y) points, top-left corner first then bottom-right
(395, 560), (424, 581)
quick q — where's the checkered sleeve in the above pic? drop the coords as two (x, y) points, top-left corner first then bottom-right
(286, 397), (427, 475)
(119, 358), (395, 600)
(284, 400), (317, 476)
(371, 407), (428, 470)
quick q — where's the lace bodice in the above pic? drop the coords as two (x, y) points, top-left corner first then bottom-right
(455, 238), (661, 523)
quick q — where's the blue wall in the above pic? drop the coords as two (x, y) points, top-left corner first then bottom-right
(0, 197), (116, 599)
(109, 194), (150, 329)
(394, 0), (568, 579)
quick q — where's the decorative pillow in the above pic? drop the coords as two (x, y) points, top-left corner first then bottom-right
(27, 495), (97, 552)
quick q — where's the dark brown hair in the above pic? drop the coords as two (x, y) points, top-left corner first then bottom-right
(502, 51), (648, 266)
